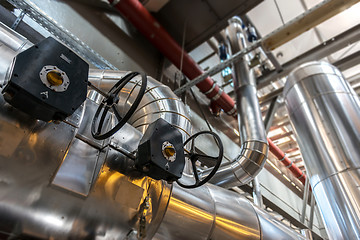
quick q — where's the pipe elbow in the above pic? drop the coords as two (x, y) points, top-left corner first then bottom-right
(210, 140), (268, 188)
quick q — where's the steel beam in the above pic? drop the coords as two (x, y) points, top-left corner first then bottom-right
(257, 24), (360, 88)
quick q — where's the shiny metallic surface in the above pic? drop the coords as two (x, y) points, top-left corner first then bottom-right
(207, 184), (260, 240)
(155, 182), (305, 240)
(254, 207), (305, 240)
(88, 69), (192, 141)
(0, 89), (171, 239)
(210, 20), (268, 187)
(0, 22), (32, 85)
(284, 61), (360, 240)
(154, 183), (216, 240)
(52, 138), (102, 196)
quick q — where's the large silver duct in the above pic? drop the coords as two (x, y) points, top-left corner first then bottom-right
(210, 19), (268, 187)
(284, 61), (360, 239)
(154, 182), (305, 240)
(0, 21), (306, 240)
(88, 69), (192, 141)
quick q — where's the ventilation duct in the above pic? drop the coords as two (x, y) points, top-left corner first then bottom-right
(284, 61), (360, 239)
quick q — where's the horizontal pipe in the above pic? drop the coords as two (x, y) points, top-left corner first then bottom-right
(154, 183), (306, 240)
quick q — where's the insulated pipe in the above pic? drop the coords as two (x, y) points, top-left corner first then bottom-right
(108, 0), (237, 116)
(88, 69), (192, 141)
(209, 19), (268, 188)
(0, 25), (307, 240)
(284, 61), (360, 239)
(108, 0), (307, 187)
(154, 183), (306, 240)
(268, 138), (306, 185)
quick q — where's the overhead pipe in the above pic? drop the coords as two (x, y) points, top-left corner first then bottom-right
(108, 0), (236, 116)
(208, 19), (268, 187)
(268, 138), (306, 185)
(108, 0), (309, 187)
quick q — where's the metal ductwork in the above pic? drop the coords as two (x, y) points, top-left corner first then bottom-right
(284, 61), (360, 239)
(209, 19), (268, 187)
(0, 22), (308, 240)
(88, 69), (192, 141)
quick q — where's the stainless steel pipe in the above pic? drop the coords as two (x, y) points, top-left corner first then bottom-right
(0, 20), (305, 240)
(284, 61), (360, 239)
(210, 18), (268, 187)
(154, 183), (305, 240)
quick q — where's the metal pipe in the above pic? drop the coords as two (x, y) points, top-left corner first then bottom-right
(88, 69), (192, 141)
(252, 177), (263, 208)
(308, 193), (315, 229)
(0, 24), (306, 240)
(88, 70), (304, 240)
(105, 0), (308, 188)
(209, 20), (268, 187)
(300, 176), (310, 223)
(284, 61), (360, 239)
(154, 183), (306, 240)
(268, 138), (306, 185)
(108, 0), (236, 116)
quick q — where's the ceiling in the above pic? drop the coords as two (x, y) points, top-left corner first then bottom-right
(152, 0), (263, 51)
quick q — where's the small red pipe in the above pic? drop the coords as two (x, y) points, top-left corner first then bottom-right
(110, 0), (307, 185)
(109, 0), (236, 115)
(268, 138), (306, 185)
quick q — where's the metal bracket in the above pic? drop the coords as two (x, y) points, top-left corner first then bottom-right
(11, 9), (26, 30)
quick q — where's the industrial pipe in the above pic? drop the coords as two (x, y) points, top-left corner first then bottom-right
(209, 19), (268, 187)
(0, 22), (309, 240)
(268, 138), (306, 185)
(108, 0), (309, 187)
(108, 0), (236, 116)
(284, 61), (360, 239)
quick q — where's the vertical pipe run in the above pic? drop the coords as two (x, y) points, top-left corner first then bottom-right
(284, 61), (360, 240)
(209, 20), (268, 187)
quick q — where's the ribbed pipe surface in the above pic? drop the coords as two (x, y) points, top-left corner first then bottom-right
(284, 61), (360, 240)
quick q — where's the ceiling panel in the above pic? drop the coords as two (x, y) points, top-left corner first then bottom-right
(153, 0), (263, 51)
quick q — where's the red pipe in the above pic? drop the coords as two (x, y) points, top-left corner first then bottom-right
(268, 138), (306, 185)
(109, 0), (236, 115)
(110, 0), (307, 185)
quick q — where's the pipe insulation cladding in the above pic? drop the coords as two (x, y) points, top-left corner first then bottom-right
(0, 22), (307, 240)
(209, 19), (268, 188)
(284, 61), (360, 240)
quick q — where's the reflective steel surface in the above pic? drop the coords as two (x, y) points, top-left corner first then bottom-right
(0, 22), (32, 86)
(284, 61), (360, 240)
(88, 69), (192, 142)
(154, 182), (305, 240)
(210, 19), (268, 187)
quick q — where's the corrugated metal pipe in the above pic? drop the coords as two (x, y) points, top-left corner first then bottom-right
(209, 19), (268, 187)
